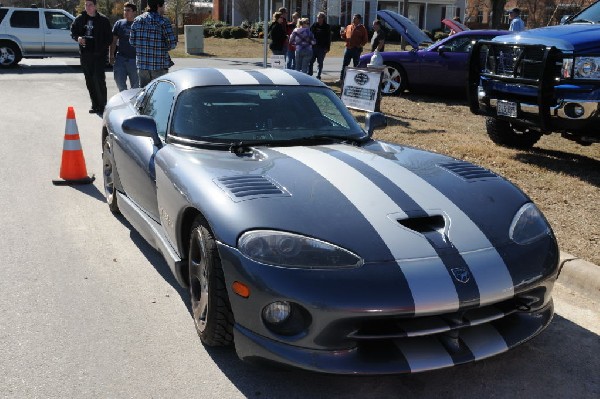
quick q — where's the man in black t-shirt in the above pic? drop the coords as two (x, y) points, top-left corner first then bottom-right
(71, 0), (112, 114)
(370, 20), (386, 52)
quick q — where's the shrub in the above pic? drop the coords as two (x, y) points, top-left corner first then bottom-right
(221, 27), (232, 39)
(231, 26), (248, 39)
(434, 31), (449, 41)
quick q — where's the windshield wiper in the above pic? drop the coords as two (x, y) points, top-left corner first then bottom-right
(569, 18), (596, 24)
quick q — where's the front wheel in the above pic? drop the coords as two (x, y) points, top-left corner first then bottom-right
(0, 42), (22, 68)
(188, 216), (234, 346)
(485, 117), (542, 149)
(381, 63), (407, 96)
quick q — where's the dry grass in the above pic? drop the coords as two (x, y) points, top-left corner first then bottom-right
(173, 37), (600, 265)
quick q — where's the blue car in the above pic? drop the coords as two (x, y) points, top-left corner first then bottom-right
(102, 68), (560, 374)
(358, 10), (509, 95)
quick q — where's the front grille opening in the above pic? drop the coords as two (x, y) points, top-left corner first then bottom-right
(398, 215), (445, 234)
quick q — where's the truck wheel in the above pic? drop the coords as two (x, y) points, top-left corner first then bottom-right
(188, 216), (234, 346)
(381, 62), (407, 96)
(485, 117), (542, 149)
(0, 42), (22, 68)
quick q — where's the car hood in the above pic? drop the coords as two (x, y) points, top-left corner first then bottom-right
(377, 10), (432, 48)
(442, 18), (470, 33)
(158, 142), (534, 263)
(492, 24), (600, 52)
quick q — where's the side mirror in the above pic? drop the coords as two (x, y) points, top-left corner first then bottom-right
(438, 45), (452, 54)
(365, 112), (387, 137)
(560, 15), (572, 24)
(122, 115), (163, 148)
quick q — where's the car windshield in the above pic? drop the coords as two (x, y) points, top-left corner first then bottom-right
(170, 85), (365, 144)
(567, 1), (600, 23)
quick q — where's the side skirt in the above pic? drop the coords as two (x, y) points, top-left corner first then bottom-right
(117, 192), (187, 287)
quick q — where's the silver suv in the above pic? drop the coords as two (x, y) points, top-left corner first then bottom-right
(0, 6), (79, 67)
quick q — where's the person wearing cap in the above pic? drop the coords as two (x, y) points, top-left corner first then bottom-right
(110, 2), (139, 92)
(70, 0), (112, 114)
(130, 0), (178, 87)
(338, 14), (368, 83)
(508, 8), (526, 32)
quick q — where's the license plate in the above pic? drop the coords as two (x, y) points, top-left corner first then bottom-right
(497, 101), (518, 117)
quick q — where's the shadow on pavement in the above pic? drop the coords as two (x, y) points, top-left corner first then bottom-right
(1, 63), (83, 74)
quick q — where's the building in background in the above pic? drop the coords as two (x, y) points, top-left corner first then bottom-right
(212, 0), (466, 31)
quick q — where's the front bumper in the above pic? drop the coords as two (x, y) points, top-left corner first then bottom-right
(233, 300), (554, 374)
(216, 240), (558, 374)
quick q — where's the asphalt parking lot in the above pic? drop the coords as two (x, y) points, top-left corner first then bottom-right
(0, 58), (598, 398)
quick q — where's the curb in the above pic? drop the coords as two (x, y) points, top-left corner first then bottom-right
(558, 252), (600, 300)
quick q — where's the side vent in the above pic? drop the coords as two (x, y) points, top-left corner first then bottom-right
(215, 175), (290, 201)
(439, 162), (497, 180)
(398, 215), (445, 234)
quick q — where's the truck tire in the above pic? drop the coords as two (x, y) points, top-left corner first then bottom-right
(0, 42), (22, 68)
(485, 117), (542, 149)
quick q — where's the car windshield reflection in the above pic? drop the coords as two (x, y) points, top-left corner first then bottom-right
(170, 86), (365, 144)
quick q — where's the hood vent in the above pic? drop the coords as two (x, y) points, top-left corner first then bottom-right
(439, 162), (497, 181)
(398, 215), (445, 234)
(216, 175), (290, 201)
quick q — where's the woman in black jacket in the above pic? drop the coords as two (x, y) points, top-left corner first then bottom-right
(269, 12), (287, 56)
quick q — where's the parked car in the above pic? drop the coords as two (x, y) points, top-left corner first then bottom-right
(0, 6), (80, 67)
(358, 10), (510, 96)
(468, 0), (600, 148)
(101, 67), (559, 374)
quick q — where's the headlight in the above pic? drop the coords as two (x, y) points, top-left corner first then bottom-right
(238, 230), (362, 268)
(509, 203), (551, 245)
(568, 56), (600, 79)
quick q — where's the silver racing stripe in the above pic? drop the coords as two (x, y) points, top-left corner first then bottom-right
(459, 324), (508, 359)
(273, 146), (460, 315)
(217, 69), (260, 85)
(256, 68), (302, 85)
(395, 337), (455, 372)
(326, 145), (515, 305)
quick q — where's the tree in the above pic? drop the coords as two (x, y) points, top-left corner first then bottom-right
(165, 0), (191, 31)
(234, 0), (258, 22)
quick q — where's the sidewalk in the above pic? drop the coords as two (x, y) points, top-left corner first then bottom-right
(559, 252), (600, 300)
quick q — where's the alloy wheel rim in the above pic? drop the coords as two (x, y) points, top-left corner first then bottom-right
(190, 232), (209, 332)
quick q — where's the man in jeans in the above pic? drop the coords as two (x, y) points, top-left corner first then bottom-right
(70, 0), (112, 114)
(109, 2), (139, 91)
(338, 14), (368, 83)
(130, 0), (177, 87)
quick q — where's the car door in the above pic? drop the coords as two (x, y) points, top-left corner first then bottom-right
(113, 80), (176, 221)
(417, 35), (480, 90)
(9, 9), (43, 54)
(43, 10), (77, 54)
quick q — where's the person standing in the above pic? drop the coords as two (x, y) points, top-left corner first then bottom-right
(338, 14), (368, 83)
(286, 12), (300, 69)
(370, 19), (386, 52)
(70, 0), (112, 114)
(508, 8), (526, 32)
(309, 12), (331, 80)
(268, 12), (287, 56)
(109, 2), (139, 91)
(130, 0), (178, 87)
(289, 18), (316, 74)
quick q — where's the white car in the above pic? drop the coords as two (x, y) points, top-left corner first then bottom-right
(0, 6), (79, 67)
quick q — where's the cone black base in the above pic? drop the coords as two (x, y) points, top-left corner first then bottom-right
(52, 175), (95, 186)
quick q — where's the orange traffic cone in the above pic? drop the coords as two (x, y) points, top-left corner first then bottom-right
(52, 107), (95, 185)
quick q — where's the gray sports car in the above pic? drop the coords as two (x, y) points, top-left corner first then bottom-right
(101, 68), (560, 374)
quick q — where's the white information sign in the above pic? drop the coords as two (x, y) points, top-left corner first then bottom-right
(340, 67), (383, 112)
(270, 55), (285, 69)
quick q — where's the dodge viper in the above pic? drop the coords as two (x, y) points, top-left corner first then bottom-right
(101, 67), (559, 374)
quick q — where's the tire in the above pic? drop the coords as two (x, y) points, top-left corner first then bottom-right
(102, 138), (120, 213)
(188, 216), (234, 346)
(381, 62), (407, 96)
(0, 42), (22, 68)
(485, 117), (542, 149)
